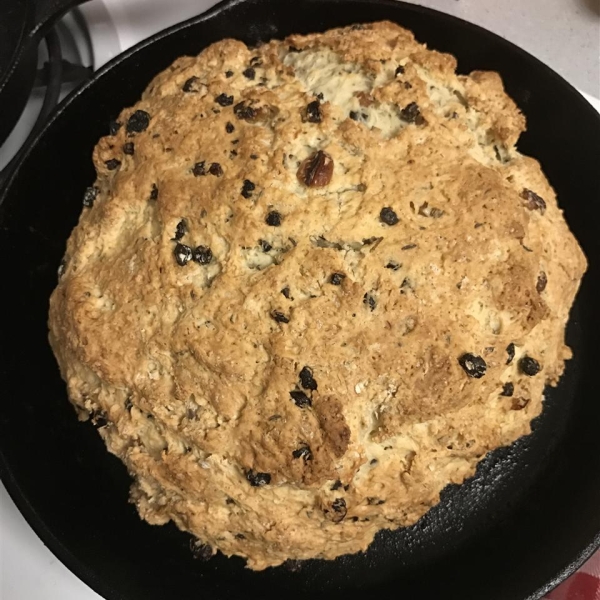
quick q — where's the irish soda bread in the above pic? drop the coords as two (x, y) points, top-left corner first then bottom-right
(48, 21), (586, 569)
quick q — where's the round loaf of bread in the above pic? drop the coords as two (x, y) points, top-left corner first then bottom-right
(48, 21), (586, 569)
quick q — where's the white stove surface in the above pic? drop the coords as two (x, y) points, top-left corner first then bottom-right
(80, 0), (220, 69)
(1, 1), (599, 598)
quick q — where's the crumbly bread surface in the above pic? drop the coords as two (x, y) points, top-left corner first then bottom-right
(48, 22), (586, 569)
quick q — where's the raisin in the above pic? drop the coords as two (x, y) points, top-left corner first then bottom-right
(108, 120), (121, 135)
(400, 102), (425, 125)
(122, 142), (135, 155)
(174, 243), (193, 266)
(225, 70), (234, 78)
(234, 101), (257, 121)
(297, 150), (334, 187)
(536, 272), (548, 293)
(331, 480), (343, 491)
(330, 273), (345, 285)
(281, 286), (291, 299)
(246, 469), (271, 486)
(511, 397), (530, 411)
(215, 93), (234, 107)
(290, 390), (311, 408)
(149, 183), (159, 201)
(241, 179), (256, 198)
(303, 100), (322, 123)
(265, 210), (281, 226)
(292, 444), (313, 461)
(519, 356), (541, 376)
(105, 158), (121, 170)
(243, 67), (256, 80)
(332, 498), (347, 511)
(299, 366), (317, 391)
(209, 163), (223, 176)
(506, 343), (516, 365)
(193, 246), (213, 265)
(192, 161), (206, 177)
(385, 262), (400, 271)
(182, 76), (200, 92)
(501, 382), (514, 397)
(173, 220), (186, 241)
(271, 310), (290, 323)
(83, 186), (99, 208)
(395, 65), (405, 76)
(259, 239), (272, 252)
(520, 189), (546, 214)
(225, 122), (235, 134)
(126, 110), (150, 134)
(458, 353), (487, 378)
(380, 207), (399, 226)
(329, 498), (347, 523)
(363, 293), (376, 311)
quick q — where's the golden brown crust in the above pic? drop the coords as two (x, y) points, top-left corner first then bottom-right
(48, 21), (586, 569)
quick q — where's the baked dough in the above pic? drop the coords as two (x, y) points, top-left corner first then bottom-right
(48, 21), (586, 569)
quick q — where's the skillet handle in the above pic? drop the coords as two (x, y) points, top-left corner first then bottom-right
(29, 0), (91, 42)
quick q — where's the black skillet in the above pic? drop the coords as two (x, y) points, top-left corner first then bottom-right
(1, 1), (600, 599)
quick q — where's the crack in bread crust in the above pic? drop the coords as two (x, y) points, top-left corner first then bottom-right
(48, 21), (586, 570)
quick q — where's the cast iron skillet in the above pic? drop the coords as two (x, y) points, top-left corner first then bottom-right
(1, 1), (599, 599)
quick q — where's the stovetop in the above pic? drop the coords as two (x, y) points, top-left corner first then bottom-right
(0, 1), (598, 598)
